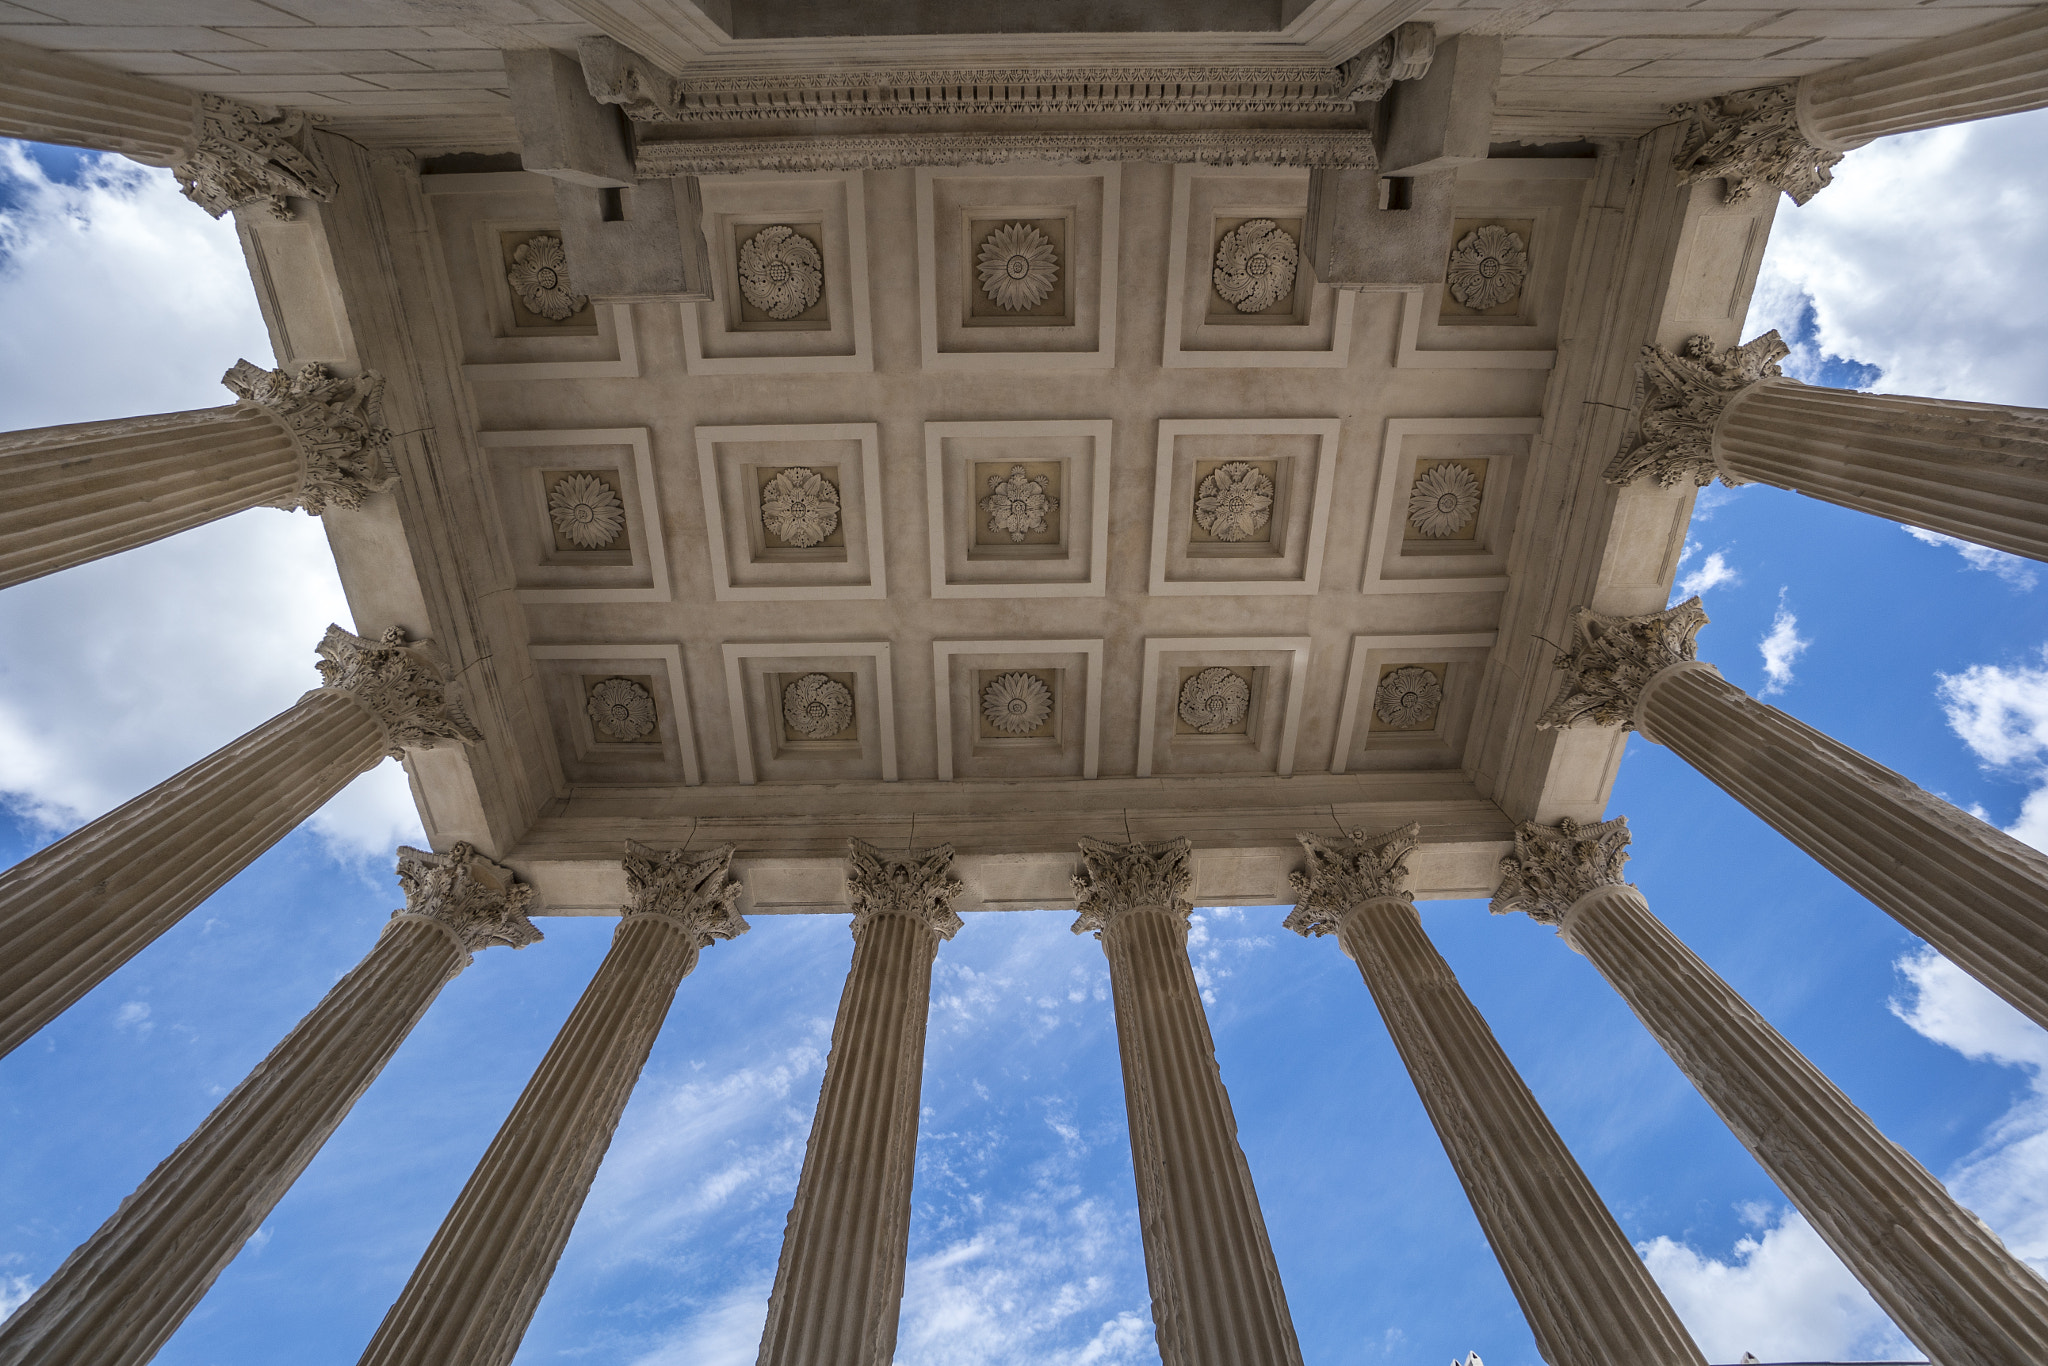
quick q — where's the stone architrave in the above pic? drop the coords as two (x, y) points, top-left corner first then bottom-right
(756, 839), (963, 1366)
(1608, 333), (2048, 562)
(0, 38), (335, 219)
(1495, 818), (2048, 1366)
(358, 843), (747, 1366)
(0, 360), (395, 591)
(1672, 9), (2048, 203)
(1538, 598), (2048, 1032)
(1285, 826), (1705, 1366)
(0, 625), (477, 1059)
(0, 845), (539, 1366)
(1073, 836), (1305, 1366)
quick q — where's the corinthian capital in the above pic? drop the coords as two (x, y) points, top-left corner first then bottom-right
(223, 360), (397, 514)
(1538, 598), (1708, 730)
(1072, 836), (1195, 936)
(1670, 83), (1844, 206)
(1490, 817), (1633, 925)
(846, 839), (964, 941)
(1336, 21), (1436, 101)
(1607, 332), (1789, 488)
(623, 841), (750, 946)
(393, 842), (542, 955)
(176, 94), (337, 220)
(1283, 824), (1419, 937)
(313, 624), (482, 756)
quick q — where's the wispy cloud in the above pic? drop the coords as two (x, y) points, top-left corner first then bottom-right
(1937, 646), (2048, 853)
(0, 1273), (34, 1319)
(112, 1000), (152, 1036)
(1757, 590), (1809, 696)
(1674, 549), (1740, 602)
(1903, 526), (2040, 589)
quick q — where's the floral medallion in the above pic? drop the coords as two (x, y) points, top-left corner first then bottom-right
(1213, 219), (1298, 313)
(738, 224), (824, 320)
(783, 672), (854, 740)
(547, 472), (626, 550)
(981, 671), (1054, 735)
(760, 466), (841, 548)
(1374, 666), (1444, 729)
(1194, 462), (1275, 542)
(980, 465), (1058, 542)
(1407, 462), (1482, 539)
(586, 676), (657, 742)
(1178, 667), (1251, 733)
(1445, 224), (1528, 311)
(506, 234), (588, 322)
(977, 222), (1060, 311)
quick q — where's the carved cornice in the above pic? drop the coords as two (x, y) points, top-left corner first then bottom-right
(312, 624), (482, 757)
(174, 94), (337, 220)
(1072, 836), (1195, 936)
(1284, 823), (1419, 937)
(1607, 333), (1789, 488)
(393, 842), (542, 955)
(1671, 83), (1844, 207)
(1538, 598), (1708, 731)
(1490, 817), (1633, 926)
(634, 128), (1378, 176)
(846, 839), (965, 941)
(622, 840), (749, 947)
(222, 360), (397, 514)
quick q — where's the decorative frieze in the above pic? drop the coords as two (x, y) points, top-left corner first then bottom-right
(1606, 332), (1789, 488)
(1490, 817), (1634, 927)
(1072, 835), (1195, 935)
(846, 839), (965, 940)
(1445, 224), (1527, 311)
(1213, 219), (1300, 314)
(739, 225), (825, 320)
(622, 840), (748, 941)
(222, 359), (397, 515)
(1194, 462), (1276, 541)
(1283, 823), (1420, 936)
(636, 130), (1379, 178)
(1537, 598), (1708, 730)
(175, 93), (336, 220)
(976, 222), (1061, 311)
(1670, 83), (1844, 207)
(392, 843), (542, 957)
(1178, 667), (1253, 733)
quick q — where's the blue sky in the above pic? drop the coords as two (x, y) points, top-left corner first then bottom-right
(1, 115), (2046, 1366)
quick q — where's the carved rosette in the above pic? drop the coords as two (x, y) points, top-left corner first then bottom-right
(548, 473), (626, 549)
(981, 465), (1057, 541)
(782, 673), (854, 740)
(1490, 817), (1634, 926)
(1607, 332), (1790, 488)
(1213, 219), (1299, 313)
(506, 234), (589, 322)
(846, 838), (965, 941)
(312, 624), (482, 757)
(1445, 224), (1527, 310)
(175, 93), (337, 220)
(981, 671), (1053, 735)
(1283, 823), (1420, 937)
(392, 842), (543, 956)
(1072, 836), (1195, 937)
(222, 359), (397, 514)
(976, 222), (1060, 311)
(1538, 598), (1708, 731)
(738, 225), (824, 319)
(622, 840), (750, 946)
(1374, 666), (1444, 728)
(1407, 462), (1481, 538)
(1671, 83), (1845, 207)
(586, 677), (656, 742)
(760, 466), (841, 548)
(1178, 667), (1251, 733)
(1194, 462), (1275, 541)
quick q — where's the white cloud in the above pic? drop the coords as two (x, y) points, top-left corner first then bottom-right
(1675, 549), (1741, 601)
(1903, 526), (2040, 589)
(0, 1273), (33, 1319)
(112, 1000), (152, 1035)
(1937, 647), (2048, 853)
(1757, 590), (1809, 696)
(626, 1278), (777, 1366)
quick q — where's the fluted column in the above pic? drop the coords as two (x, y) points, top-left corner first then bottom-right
(1073, 837), (1303, 1366)
(0, 35), (336, 218)
(0, 624), (477, 1058)
(0, 360), (395, 590)
(1286, 825), (1704, 1366)
(1496, 818), (2048, 1366)
(0, 844), (540, 1366)
(1606, 332), (2048, 562)
(360, 842), (747, 1366)
(1540, 598), (2048, 1034)
(756, 839), (962, 1366)
(1670, 8), (2048, 204)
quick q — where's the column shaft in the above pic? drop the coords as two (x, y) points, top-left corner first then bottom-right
(0, 690), (387, 1058)
(1104, 908), (1302, 1366)
(1636, 662), (2048, 1033)
(0, 918), (466, 1366)
(1337, 900), (1704, 1366)
(0, 405), (303, 589)
(1802, 8), (2048, 148)
(757, 911), (938, 1366)
(0, 36), (193, 164)
(1566, 883), (2048, 1366)
(1717, 378), (2048, 562)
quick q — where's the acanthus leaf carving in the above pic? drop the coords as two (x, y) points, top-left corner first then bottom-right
(738, 225), (824, 320)
(1671, 83), (1845, 207)
(847, 838), (964, 941)
(506, 234), (589, 322)
(622, 840), (749, 946)
(1194, 461), (1275, 541)
(1284, 823), (1420, 937)
(782, 672), (854, 740)
(980, 465), (1057, 541)
(313, 623), (482, 757)
(1336, 22), (1437, 102)
(1538, 599), (1708, 732)
(175, 93), (336, 220)
(222, 359), (397, 514)
(1213, 219), (1299, 313)
(1490, 816), (1633, 926)
(1072, 836), (1194, 937)
(393, 842), (542, 956)
(586, 677), (656, 743)
(1178, 667), (1252, 733)
(1374, 666), (1444, 729)
(760, 466), (840, 548)
(1445, 223), (1527, 310)
(1607, 332), (1789, 488)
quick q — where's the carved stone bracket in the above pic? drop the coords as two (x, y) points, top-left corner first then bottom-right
(1607, 332), (1790, 488)
(1538, 598), (1709, 731)
(1671, 83), (1845, 206)
(1072, 836), (1195, 936)
(1284, 823), (1420, 937)
(312, 624), (482, 757)
(222, 360), (397, 514)
(174, 93), (337, 220)
(622, 840), (750, 946)
(1337, 22), (1437, 102)
(846, 838), (965, 941)
(1490, 817), (1634, 926)
(393, 842), (543, 956)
